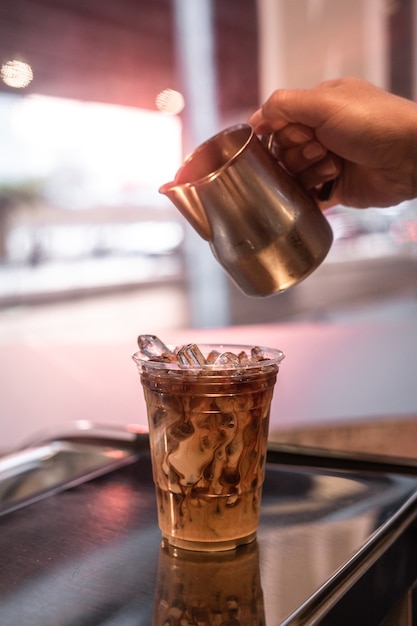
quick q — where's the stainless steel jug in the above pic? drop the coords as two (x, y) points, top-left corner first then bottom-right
(159, 123), (333, 297)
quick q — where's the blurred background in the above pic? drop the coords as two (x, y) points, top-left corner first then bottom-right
(1, 0), (417, 343)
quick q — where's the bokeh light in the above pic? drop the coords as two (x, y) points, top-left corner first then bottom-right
(1, 59), (33, 88)
(155, 88), (185, 115)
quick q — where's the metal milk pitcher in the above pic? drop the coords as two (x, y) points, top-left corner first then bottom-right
(159, 123), (333, 297)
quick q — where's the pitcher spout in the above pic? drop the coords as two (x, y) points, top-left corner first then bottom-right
(159, 181), (212, 241)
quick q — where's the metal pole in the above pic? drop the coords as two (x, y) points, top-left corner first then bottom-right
(173, 0), (230, 328)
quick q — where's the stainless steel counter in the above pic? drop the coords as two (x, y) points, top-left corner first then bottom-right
(2, 434), (417, 625)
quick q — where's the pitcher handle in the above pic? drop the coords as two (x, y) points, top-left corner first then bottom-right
(261, 133), (337, 203)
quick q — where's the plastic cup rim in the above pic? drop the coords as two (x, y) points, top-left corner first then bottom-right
(132, 343), (285, 372)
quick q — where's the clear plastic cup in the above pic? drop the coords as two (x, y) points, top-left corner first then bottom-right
(132, 343), (284, 551)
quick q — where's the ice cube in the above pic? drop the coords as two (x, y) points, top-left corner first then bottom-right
(213, 351), (240, 366)
(206, 349), (220, 364)
(137, 334), (172, 358)
(237, 350), (250, 364)
(177, 343), (206, 366)
(150, 353), (179, 363)
(251, 346), (265, 361)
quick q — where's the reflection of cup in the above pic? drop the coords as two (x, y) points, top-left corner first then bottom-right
(159, 124), (334, 296)
(133, 343), (284, 551)
(153, 540), (265, 625)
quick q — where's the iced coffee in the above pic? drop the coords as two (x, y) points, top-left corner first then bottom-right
(132, 335), (284, 551)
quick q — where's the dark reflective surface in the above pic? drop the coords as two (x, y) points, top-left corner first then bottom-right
(1, 440), (417, 625)
(153, 540), (265, 625)
(0, 424), (142, 517)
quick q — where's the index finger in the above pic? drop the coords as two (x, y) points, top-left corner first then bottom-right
(248, 105), (290, 134)
(249, 85), (342, 134)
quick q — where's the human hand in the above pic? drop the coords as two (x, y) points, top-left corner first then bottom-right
(249, 77), (417, 209)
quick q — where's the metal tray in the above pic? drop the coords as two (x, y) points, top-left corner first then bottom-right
(1, 428), (417, 625)
(0, 421), (145, 517)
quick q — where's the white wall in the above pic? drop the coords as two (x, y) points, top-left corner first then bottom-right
(256, 0), (388, 98)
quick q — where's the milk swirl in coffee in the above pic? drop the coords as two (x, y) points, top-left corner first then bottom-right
(134, 335), (283, 550)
